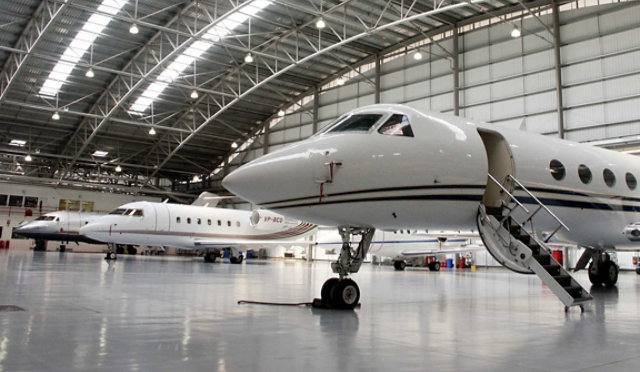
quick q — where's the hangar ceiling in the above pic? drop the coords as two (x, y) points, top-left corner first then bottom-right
(0, 0), (571, 198)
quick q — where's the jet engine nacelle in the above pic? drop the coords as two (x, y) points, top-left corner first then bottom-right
(624, 222), (640, 241)
(250, 209), (293, 230)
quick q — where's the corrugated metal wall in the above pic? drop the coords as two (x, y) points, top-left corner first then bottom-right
(232, 2), (640, 169)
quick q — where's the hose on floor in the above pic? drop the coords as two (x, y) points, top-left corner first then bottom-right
(237, 300), (313, 307)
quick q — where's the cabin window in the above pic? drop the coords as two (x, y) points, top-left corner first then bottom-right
(187, 217), (191, 224)
(132, 209), (144, 217)
(0, 194), (7, 206)
(236, 221), (241, 227)
(603, 169), (616, 187)
(218, 220), (222, 226)
(109, 208), (128, 215)
(378, 114), (414, 137)
(549, 160), (565, 181)
(227, 220), (231, 227)
(197, 218), (201, 225)
(326, 114), (383, 133)
(9, 195), (24, 207)
(176, 217), (181, 223)
(207, 219), (211, 225)
(578, 164), (592, 184)
(625, 173), (637, 190)
(24, 196), (38, 208)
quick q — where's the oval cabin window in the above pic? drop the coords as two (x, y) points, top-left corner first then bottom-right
(626, 172), (637, 190)
(603, 169), (616, 187)
(549, 160), (565, 181)
(578, 164), (592, 184)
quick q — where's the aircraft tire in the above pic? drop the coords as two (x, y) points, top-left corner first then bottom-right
(116, 245), (125, 255)
(204, 251), (217, 263)
(393, 261), (406, 271)
(321, 278), (339, 306)
(428, 262), (441, 271)
(330, 279), (360, 310)
(588, 261), (603, 286)
(233, 255), (244, 264)
(107, 252), (117, 260)
(636, 267), (640, 275)
(600, 261), (619, 287)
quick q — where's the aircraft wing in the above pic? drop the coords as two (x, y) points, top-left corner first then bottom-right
(398, 244), (485, 257)
(193, 239), (315, 247)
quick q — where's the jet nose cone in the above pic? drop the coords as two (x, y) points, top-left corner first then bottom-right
(79, 223), (102, 237)
(222, 148), (312, 205)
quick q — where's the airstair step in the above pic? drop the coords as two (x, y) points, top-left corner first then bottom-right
(514, 234), (530, 245)
(553, 274), (572, 287)
(509, 224), (521, 235)
(485, 206), (503, 216)
(533, 254), (551, 265)
(563, 285), (583, 298)
(543, 264), (561, 276)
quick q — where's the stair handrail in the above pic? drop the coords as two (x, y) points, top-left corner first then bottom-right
(487, 174), (529, 213)
(507, 175), (570, 234)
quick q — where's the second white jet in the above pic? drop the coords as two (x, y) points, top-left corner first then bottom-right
(80, 201), (316, 262)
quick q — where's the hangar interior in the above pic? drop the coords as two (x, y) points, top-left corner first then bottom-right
(1, 0), (640, 371)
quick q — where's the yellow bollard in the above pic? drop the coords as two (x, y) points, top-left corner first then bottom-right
(471, 265), (477, 272)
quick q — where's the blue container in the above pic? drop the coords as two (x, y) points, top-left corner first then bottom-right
(446, 258), (453, 268)
(246, 251), (253, 259)
(223, 250), (230, 258)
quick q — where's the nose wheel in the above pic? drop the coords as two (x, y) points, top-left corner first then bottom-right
(317, 227), (373, 310)
(320, 278), (360, 309)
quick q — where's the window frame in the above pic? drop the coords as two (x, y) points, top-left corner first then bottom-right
(603, 168), (616, 187)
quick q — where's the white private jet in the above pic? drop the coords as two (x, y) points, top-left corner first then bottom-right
(15, 211), (104, 250)
(79, 201), (317, 262)
(222, 104), (640, 310)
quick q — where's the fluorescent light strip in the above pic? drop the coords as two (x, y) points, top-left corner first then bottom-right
(129, 0), (272, 113)
(39, 0), (127, 97)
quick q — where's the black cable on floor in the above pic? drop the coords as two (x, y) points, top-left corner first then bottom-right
(237, 300), (313, 307)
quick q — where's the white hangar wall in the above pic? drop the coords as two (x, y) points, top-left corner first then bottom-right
(227, 2), (640, 169)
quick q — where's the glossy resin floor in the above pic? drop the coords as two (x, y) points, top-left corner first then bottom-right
(1, 250), (639, 372)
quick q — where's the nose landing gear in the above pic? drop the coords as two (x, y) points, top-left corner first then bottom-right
(319, 227), (374, 310)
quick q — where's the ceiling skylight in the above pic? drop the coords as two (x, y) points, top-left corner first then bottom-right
(92, 150), (109, 157)
(9, 139), (26, 147)
(39, 0), (127, 97)
(129, 0), (272, 113)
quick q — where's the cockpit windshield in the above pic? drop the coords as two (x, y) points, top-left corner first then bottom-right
(378, 114), (414, 137)
(109, 208), (144, 216)
(324, 114), (383, 133)
(35, 216), (56, 221)
(109, 208), (128, 215)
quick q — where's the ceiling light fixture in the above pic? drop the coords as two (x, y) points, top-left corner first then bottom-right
(278, 109), (285, 117)
(9, 139), (26, 147)
(511, 27), (521, 38)
(244, 53), (253, 63)
(336, 78), (345, 86)
(24, 154), (32, 162)
(85, 68), (95, 78)
(115, 165), (122, 172)
(52, 111), (60, 120)
(316, 18), (326, 29)
(149, 127), (156, 135)
(190, 90), (199, 99)
(231, 142), (238, 149)
(414, 51), (423, 60)
(129, 23), (139, 34)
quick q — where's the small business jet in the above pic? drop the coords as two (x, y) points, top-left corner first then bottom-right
(80, 201), (316, 261)
(15, 211), (104, 250)
(223, 104), (640, 309)
(317, 229), (481, 270)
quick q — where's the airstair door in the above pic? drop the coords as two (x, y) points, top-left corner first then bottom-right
(477, 129), (515, 208)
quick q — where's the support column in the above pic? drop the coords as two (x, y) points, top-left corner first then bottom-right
(374, 54), (381, 104)
(262, 120), (270, 155)
(552, 0), (565, 139)
(312, 86), (319, 133)
(452, 25), (460, 116)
